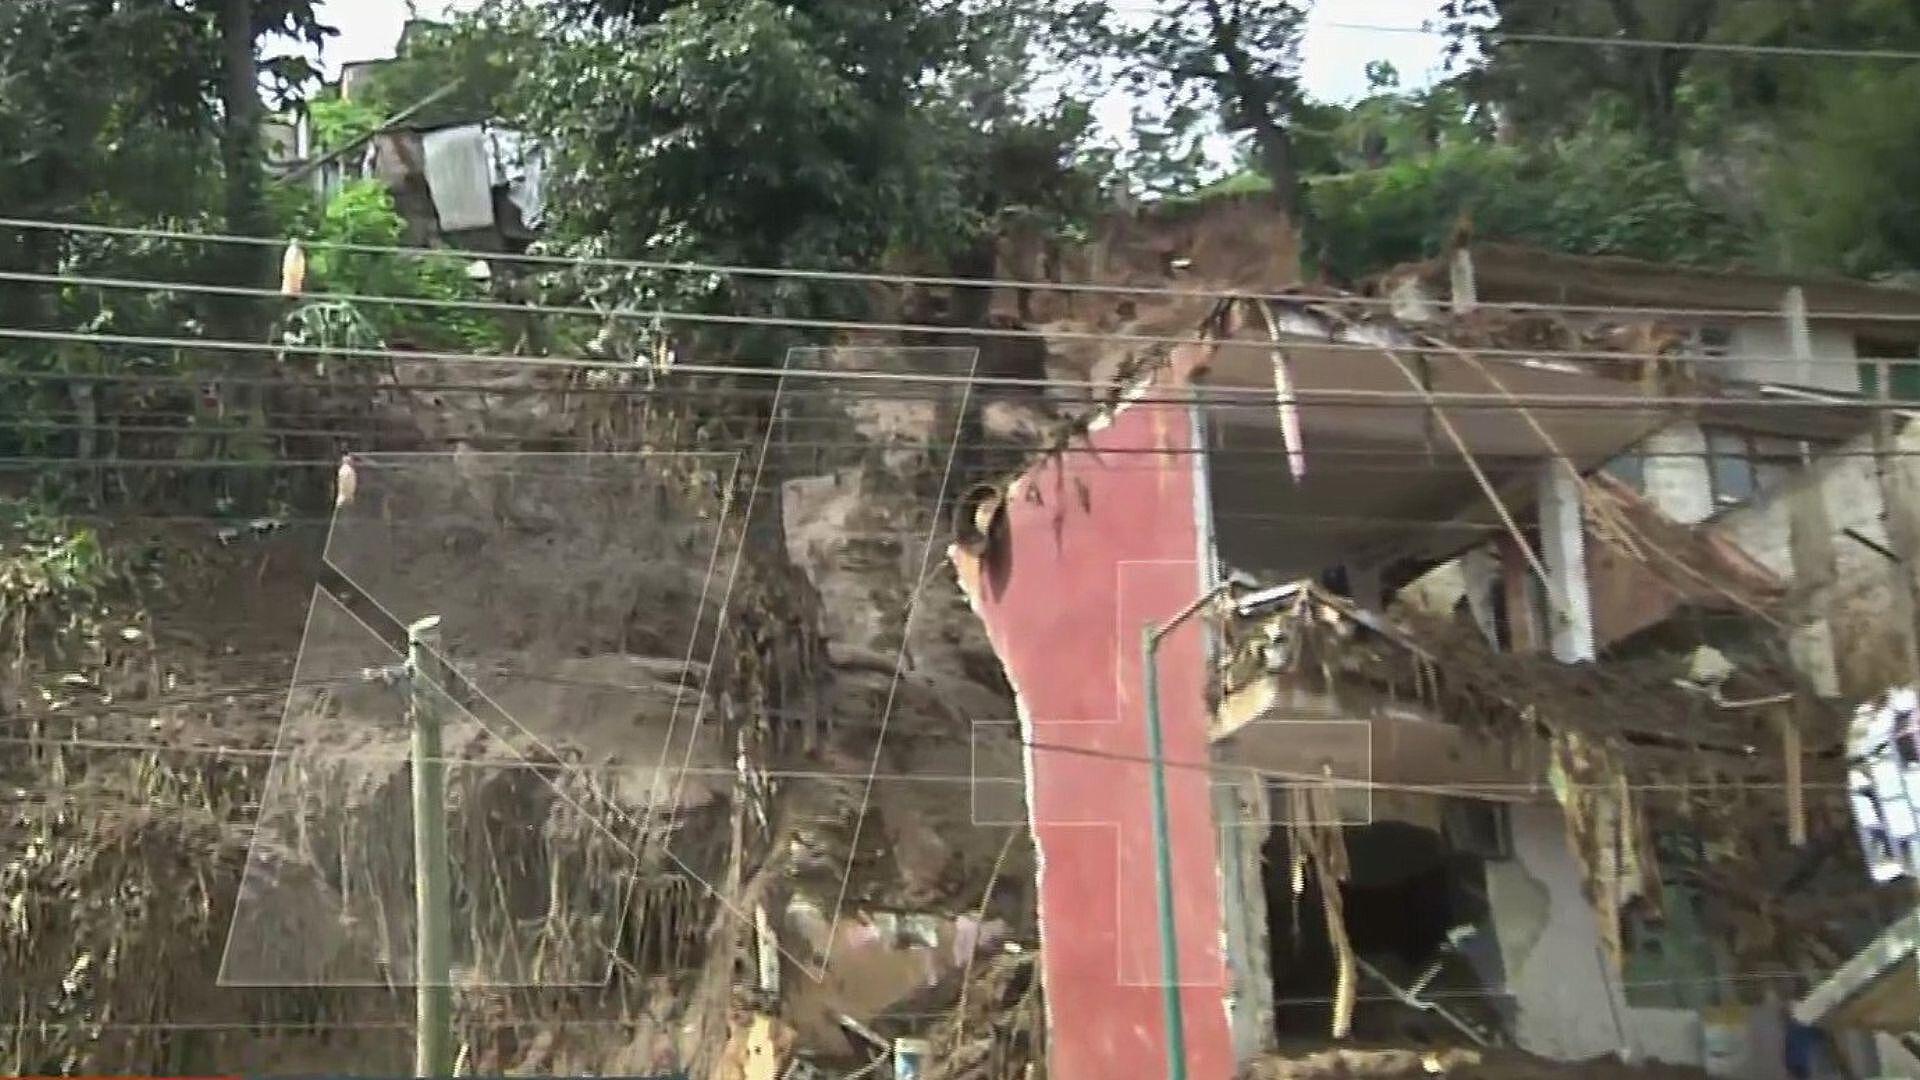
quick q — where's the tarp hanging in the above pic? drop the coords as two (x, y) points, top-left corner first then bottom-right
(421, 124), (495, 232)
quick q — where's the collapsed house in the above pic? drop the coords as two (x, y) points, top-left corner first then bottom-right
(948, 242), (1920, 1078)
(1384, 241), (1920, 699)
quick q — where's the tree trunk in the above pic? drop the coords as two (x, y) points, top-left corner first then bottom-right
(219, 0), (264, 243)
(1201, 0), (1299, 220)
(1244, 111), (1298, 220)
(1606, 0), (1719, 154)
(215, 0), (272, 510)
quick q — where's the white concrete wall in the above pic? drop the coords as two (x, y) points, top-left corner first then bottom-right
(1717, 433), (1880, 578)
(1215, 775), (1274, 1064)
(1872, 1033), (1916, 1077)
(1614, 413), (1920, 697)
(1715, 425), (1920, 696)
(1641, 422), (1715, 525)
(1484, 804), (1801, 1072)
(1487, 804), (1639, 1060)
(1728, 320), (1862, 395)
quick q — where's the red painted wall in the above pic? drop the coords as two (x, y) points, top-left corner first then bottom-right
(956, 375), (1234, 1079)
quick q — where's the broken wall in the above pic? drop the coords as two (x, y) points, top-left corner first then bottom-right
(1491, 805), (1712, 1070)
(1714, 423), (1920, 697)
(1638, 423), (1715, 527)
(952, 355), (1236, 1079)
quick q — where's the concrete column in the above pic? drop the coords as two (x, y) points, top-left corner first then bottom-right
(1539, 463), (1596, 663)
(1785, 462), (1843, 698)
(1449, 248), (1478, 315)
(1783, 286), (1813, 387)
(1499, 535), (1541, 653)
(1213, 773), (1274, 1064)
(1641, 422), (1714, 525)
(1462, 546), (1502, 649)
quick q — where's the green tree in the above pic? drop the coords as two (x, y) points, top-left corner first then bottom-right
(0, 0), (330, 508)
(348, 7), (529, 127)
(288, 179), (507, 352)
(1302, 114), (1739, 282)
(1440, 0), (1724, 150)
(495, 0), (1109, 357)
(1123, 0), (1312, 215)
(1762, 62), (1920, 278)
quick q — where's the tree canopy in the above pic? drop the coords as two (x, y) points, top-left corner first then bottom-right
(10, 0), (1920, 327)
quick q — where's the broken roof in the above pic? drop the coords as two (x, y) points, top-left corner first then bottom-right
(1192, 295), (1671, 580)
(1585, 471), (1788, 644)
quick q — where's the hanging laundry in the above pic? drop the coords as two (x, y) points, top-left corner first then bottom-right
(509, 151), (545, 230)
(487, 126), (546, 230)
(420, 123), (495, 232)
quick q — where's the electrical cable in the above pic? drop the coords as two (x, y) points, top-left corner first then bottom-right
(8, 214), (1920, 325)
(12, 325), (1920, 410)
(17, 411), (1920, 464)
(2, 361), (1907, 419)
(0, 968), (1831, 1033)
(0, 728), (1850, 800)
(11, 214), (1920, 322)
(1325, 18), (1920, 62)
(0, 416), (1717, 458)
(9, 269), (1919, 372)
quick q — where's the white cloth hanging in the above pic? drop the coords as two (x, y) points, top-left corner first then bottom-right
(420, 124), (495, 232)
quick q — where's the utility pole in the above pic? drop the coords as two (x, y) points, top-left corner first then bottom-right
(1140, 582), (1230, 1080)
(408, 614), (454, 1077)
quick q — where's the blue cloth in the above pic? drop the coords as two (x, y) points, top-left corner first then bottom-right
(1783, 1018), (1822, 1079)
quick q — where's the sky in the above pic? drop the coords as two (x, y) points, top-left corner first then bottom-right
(308, 0), (477, 73)
(310, 0), (1455, 103)
(1298, 1), (1455, 103)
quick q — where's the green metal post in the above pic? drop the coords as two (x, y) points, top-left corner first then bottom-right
(1142, 624), (1190, 1080)
(1140, 582), (1231, 1079)
(408, 614), (454, 1077)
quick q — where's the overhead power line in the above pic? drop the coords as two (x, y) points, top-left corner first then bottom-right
(1326, 19), (1920, 62)
(7, 215), (1920, 325)
(9, 325), (1920, 405)
(0, 730), (1841, 800)
(27, 416), (1920, 466)
(22, 266), (1920, 365)
(17, 968), (1832, 1032)
(0, 366), (1851, 422)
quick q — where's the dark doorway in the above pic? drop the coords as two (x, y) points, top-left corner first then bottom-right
(1261, 816), (1502, 1044)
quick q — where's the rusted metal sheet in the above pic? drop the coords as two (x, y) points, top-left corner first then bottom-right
(953, 371), (1235, 1079)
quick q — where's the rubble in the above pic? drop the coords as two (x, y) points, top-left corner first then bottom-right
(23, 194), (1920, 1077)
(1243, 1045), (1713, 1078)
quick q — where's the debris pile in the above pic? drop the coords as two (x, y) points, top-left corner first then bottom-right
(0, 350), (1044, 1077)
(1244, 1045), (1713, 1078)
